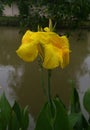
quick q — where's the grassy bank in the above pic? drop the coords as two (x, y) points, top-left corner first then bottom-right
(0, 16), (19, 26)
(0, 16), (90, 29)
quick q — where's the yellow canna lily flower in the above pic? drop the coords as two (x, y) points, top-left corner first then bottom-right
(42, 33), (70, 69)
(16, 30), (41, 62)
(16, 26), (70, 69)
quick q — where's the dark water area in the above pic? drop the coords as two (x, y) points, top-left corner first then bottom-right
(0, 27), (90, 129)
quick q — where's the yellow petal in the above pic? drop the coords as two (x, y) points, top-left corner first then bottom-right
(49, 34), (69, 49)
(16, 41), (38, 62)
(45, 34), (70, 69)
(22, 30), (33, 44)
(22, 30), (40, 45)
(42, 36), (70, 69)
(43, 44), (60, 69)
(60, 36), (69, 47)
(61, 48), (70, 68)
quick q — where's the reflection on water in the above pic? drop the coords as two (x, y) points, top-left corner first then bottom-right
(0, 27), (90, 124)
(0, 65), (24, 99)
(76, 55), (90, 119)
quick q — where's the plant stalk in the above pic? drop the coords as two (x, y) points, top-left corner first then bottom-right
(47, 69), (55, 130)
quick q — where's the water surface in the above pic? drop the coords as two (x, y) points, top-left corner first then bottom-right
(0, 27), (90, 124)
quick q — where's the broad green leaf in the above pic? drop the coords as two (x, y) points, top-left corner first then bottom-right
(69, 112), (88, 129)
(35, 97), (70, 130)
(8, 111), (20, 130)
(74, 113), (88, 130)
(69, 80), (80, 113)
(21, 106), (29, 130)
(69, 113), (81, 128)
(0, 93), (12, 130)
(12, 101), (22, 126)
(35, 102), (52, 130)
(83, 89), (90, 114)
(0, 122), (3, 130)
(69, 112), (88, 130)
(13, 101), (29, 130)
(54, 97), (70, 130)
(87, 125), (90, 130)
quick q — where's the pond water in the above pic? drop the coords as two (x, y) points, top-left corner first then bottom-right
(0, 27), (90, 128)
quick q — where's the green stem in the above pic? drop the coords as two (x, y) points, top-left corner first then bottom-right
(47, 69), (55, 130)
(38, 58), (47, 97)
(40, 66), (47, 97)
(47, 69), (52, 104)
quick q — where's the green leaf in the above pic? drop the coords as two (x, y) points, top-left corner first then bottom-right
(0, 93), (12, 130)
(87, 125), (90, 130)
(69, 112), (88, 129)
(83, 88), (90, 114)
(12, 101), (29, 130)
(69, 113), (81, 128)
(21, 106), (29, 130)
(35, 97), (70, 130)
(74, 113), (88, 130)
(69, 80), (80, 113)
(12, 101), (22, 126)
(35, 102), (52, 130)
(8, 111), (20, 130)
